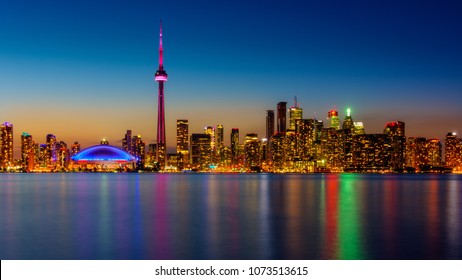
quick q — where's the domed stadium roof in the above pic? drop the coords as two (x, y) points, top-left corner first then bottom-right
(71, 145), (136, 162)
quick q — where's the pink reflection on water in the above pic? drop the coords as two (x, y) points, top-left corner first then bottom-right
(426, 179), (440, 258)
(227, 179), (240, 257)
(383, 178), (398, 257)
(285, 179), (303, 258)
(324, 174), (339, 259)
(204, 176), (223, 258)
(3, 177), (18, 258)
(153, 175), (171, 259)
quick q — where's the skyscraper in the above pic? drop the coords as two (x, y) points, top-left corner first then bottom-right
(445, 132), (462, 168)
(288, 97), (302, 131)
(406, 137), (428, 171)
(328, 109), (340, 130)
(46, 134), (57, 168)
(190, 133), (212, 171)
(38, 144), (47, 168)
(1, 122), (14, 169)
(155, 20), (168, 169)
(341, 108), (354, 170)
(320, 127), (343, 171)
(353, 122), (365, 135)
(204, 126), (215, 151)
(270, 133), (286, 171)
(352, 134), (393, 171)
(295, 119), (315, 160)
(122, 130), (132, 155)
(244, 133), (261, 170)
(133, 135), (146, 169)
(266, 110), (275, 140)
(176, 119), (189, 162)
(314, 119), (324, 142)
(384, 121), (406, 171)
(57, 141), (69, 169)
(427, 138), (442, 167)
(71, 142), (81, 157)
(384, 121), (405, 137)
(231, 128), (240, 166)
(216, 124), (224, 153)
(146, 143), (157, 168)
(342, 108), (354, 130)
(21, 132), (34, 171)
(277, 102), (287, 133)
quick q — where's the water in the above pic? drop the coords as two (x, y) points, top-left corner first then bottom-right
(0, 173), (461, 260)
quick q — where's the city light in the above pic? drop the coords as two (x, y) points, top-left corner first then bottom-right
(0, 23), (461, 174)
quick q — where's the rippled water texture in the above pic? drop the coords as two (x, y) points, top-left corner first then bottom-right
(0, 173), (461, 259)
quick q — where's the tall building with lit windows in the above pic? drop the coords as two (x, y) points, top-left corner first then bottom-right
(21, 132), (34, 171)
(340, 109), (355, 169)
(132, 135), (145, 169)
(313, 119), (323, 140)
(244, 133), (261, 170)
(204, 126), (215, 151)
(288, 97), (303, 131)
(191, 133), (212, 171)
(266, 110), (275, 163)
(319, 127), (343, 171)
(277, 102), (287, 133)
(270, 133), (286, 171)
(215, 124), (225, 164)
(352, 134), (392, 171)
(46, 134), (57, 168)
(427, 138), (442, 167)
(176, 119), (189, 161)
(445, 132), (462, 168)
(384, 121), (405, 137)
(295, 119), (315, 160)
(294, 119), (315, 172)
(384, 121), (406, 171)
(57, 141), (69, 169)
(353, 122), (365, 135)
(71, 142), (81, 157)
(342, 108), (354, 130)
(406, 137), (428, 171)
(0, 122), (14, 169)
(216, 125), (224, 150)
(146, 143), (157, 168)
(122, 130), (133, 155)
(38, 144), (47, 167)
(328, 109), (340, 130)
(231, 128), (239, 166)
(266, 110), (275, 140)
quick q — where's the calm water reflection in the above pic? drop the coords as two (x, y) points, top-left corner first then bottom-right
(0, 173), (461, 259)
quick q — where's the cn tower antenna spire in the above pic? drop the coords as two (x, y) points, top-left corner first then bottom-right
(159, 19), (164, 69)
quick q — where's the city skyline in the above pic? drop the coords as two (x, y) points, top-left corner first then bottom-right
(1, 0), (462, 152)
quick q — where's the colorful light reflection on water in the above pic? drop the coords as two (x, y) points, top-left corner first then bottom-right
(0, 173), (461, 259)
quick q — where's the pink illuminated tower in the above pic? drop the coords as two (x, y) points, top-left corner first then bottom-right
(155, 20), (168, 169)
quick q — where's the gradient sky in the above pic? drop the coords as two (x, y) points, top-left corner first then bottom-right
(1, 0), (462, 153)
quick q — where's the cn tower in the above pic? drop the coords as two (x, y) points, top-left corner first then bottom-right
(154, 20), (168, 169)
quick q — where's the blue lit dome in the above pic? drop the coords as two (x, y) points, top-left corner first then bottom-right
(71, 145), (136, 163)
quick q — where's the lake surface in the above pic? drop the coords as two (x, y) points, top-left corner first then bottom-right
(0, 173), (461, 260)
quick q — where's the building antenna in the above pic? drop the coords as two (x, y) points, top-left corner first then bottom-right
(159, 19), (163, 69)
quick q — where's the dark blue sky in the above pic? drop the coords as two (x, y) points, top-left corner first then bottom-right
(1, 0), (461, 148)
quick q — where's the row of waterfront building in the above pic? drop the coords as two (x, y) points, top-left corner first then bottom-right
(168, 101), (461, 173)
(1, 101), (461, 173)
